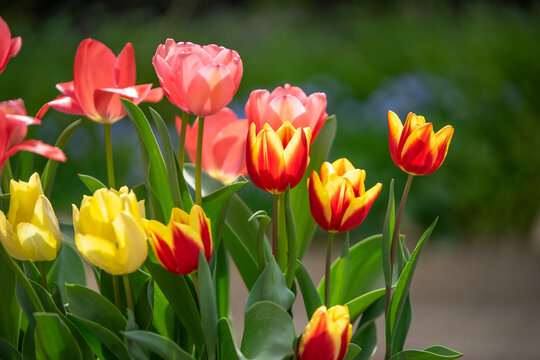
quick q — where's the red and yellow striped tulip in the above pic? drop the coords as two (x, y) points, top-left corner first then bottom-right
(298, 305), (352, 360)
(145, 205), (212, 275)
(388, 111), (454, 176)
(246, 121), (311, 194)
(308, 158), (382, 233)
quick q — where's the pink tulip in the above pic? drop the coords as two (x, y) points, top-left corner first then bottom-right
(153, 39), (243, 116)
(39, 39), (163, 124)
(245, 84), (327, 141)
(0, 17), (21, 75)
(0, 99), (66, 172)
(176, 107), (248, 184)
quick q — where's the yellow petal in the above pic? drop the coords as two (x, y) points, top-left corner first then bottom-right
(388, 110), (403, 164)
(0, 211), (26, 260)
(113, 211), (147, 274)
(31, 195), (62, 250)
(16, 222), (59, 261)
(331, 158), (355, 176)
(170, 207), (191, 226)
(76, 233), (124, 275)
(342, 169), (366, 196)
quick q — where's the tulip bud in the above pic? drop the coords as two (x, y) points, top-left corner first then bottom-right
(0, 173), (61, 261)
(298, 305), (352, 360)
(145, 205), (212, 275)
(73, 186), (147, 275)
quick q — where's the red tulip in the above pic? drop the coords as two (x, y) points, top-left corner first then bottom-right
(0, 17), (21, 74)
(40, 39), (163, 124)
(153, 40), (243, 116)
(0, 99), (66, 172)
(176, 107), (248, 184)
(245, 84), (327, 141)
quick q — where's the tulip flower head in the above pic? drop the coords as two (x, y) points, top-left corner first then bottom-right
(246, 121), (311, 194)
(308, 158), (382, 233)
(176, 107), (248, 184)
(145, 205), (212, 275)
(388, 111), (454, 176)
(0, 173), (62, 261)
(40, 38), (163, 124)
(73, 186), (147, 275)
(153, 40), (243, 116)
(0, 17), (21, 74)
(298, 305), (352, 360)
(0, 99), (66, 173)
(245, 84), (327, 141)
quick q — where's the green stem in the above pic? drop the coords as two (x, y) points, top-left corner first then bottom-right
(191, 271), (200, 301)
(325, 231), (335, 306)
(277, 192), (287, 271)
(112, 275), (121, 311)
(195, 116), (205, 206)
(257, 217), (271, 273)
(38, 262), (49, 292)
(122, 274), (134, 315)
(2, 160), (14, 193)
(178, 111), (189, 172)
(104, 124), (115, 189)
(272, 194), (279, 259)
(284, 188), (297, 289)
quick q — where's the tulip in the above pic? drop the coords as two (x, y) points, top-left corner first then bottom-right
(0, 173), (61, 261)
(388, 111), (454, 176)
(245, 83), (327, 141)
(0, 99), (66, 173)
(176, 107), (248, 184)
(0, 17), (21, 74)
(73, 186), (147, 275)
(145, 205), (212, 275)
(246, 121), (311, 194)
(40, 39), (163, 124)
(308, 158), (382, 233)
(298, 305), (352, 360)
(153, 39), (243, 116)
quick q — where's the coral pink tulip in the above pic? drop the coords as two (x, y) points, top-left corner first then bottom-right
(176, 107), (248, 184)
(0, 99), (66, 172)
(153, 40), (243, 116)
(0, 17), (21, 74)
(40, 39), (163, 124)
(245, 84), (327, 141)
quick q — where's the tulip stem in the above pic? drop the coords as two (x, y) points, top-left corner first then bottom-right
(325, 231), (335, 306)
(195, 116), (205, 206)
(104, 124), (115, 189)
(272, 194), (279, 259)
(277, 192), (287, 271)
(38, 261), (49, 292)
(112, 275), (121, 311)
(178, 111), (189, 173)
(122, 274), (134, 315)
(1, 160), (13, 194)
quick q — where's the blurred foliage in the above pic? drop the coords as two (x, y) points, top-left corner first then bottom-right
(1, 1), (539, 241)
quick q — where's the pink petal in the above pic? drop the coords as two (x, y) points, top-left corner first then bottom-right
(4, 139), (66, 163)
(115, 42), (136, 87)
(186, 64), (235, 116)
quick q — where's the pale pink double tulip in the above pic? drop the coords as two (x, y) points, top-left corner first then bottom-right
(40, 39), (163, 124)
(0, 17), (21, 74)
(153, 40), (243, 116)
(176, 107), (248, 184)
(245, 84), (327, 141)
(0, 99), (66, 172)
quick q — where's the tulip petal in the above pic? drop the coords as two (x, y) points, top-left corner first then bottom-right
(246, 123), (265, 191)
(16, 222), (59, 262)
(190, 205), (212, 261)
(266, 95), (306, 129)
(44, 95), (86, 117)
(282, 127), (310, 190)
(388, 110), (404, 164)
(245, 90), (271, 131)
(146, 219), (178, 273)
(400, 123), (434, 175)
(31, 195), (62, 248)
(186, 64), (235, 116)
(171, 223), (204, 275)
(153, 54), (188, 111)
(113, 211), (148, 274)
(115, 42), (136, 87)
(9, 36), (21, 59)
(0, 211), (25, 260)
(342, 169), (366, 197)
(142, 87), (164, 103)
(308, 172), (332, 231)
(339, 183), (382, 232)
(255, 127), (286, 193)
(76, 233), (124, 275)
(3, 140), (66, 168)
(427, 125), (454, 174)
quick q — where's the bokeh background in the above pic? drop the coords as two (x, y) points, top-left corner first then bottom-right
(2, 0), (540, 358)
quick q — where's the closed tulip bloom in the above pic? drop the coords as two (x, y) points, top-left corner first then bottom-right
(245, 84), (327, 141)
(388, 111), (454, 176)
(0, 17), (21, 74)
(0, 173), (61, 261)
(298, 305), (352, 360)
(145, 205), (212, 275)
(0, 99), (66, 173)
(153, 39), (243, 116)
(40, 39), (163, 124)
(246, 121), (311, 194)
(308, 158), (382, 233)
(176, 107), (248, 184)
(73, 186), (147, 275)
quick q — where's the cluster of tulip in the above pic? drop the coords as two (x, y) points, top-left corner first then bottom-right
(0, 15), (459, 360)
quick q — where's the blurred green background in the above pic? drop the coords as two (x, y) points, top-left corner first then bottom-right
(1, 0), (539, 242)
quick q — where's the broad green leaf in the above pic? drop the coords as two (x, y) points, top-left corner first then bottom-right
(47, 243), (86, 304)
(198, 251), (218, 360)
(135, 279), (152, 331)
(123, 311), (147, 360)
(218, 318), (246, 360)
(344, 343), (362, 360)
(0, 336), (22, 360)
(389, 346), (462, 360)
(295, 260), (323, 319)
(329, 232), (351, 306)
(382, 179), (395, 291)
(0, 257), (21, 347)
(246, 257), (295, 311)
(34, 312), (82, 360)
(351, 297), (385, 360)
(392, 297), (412, 355)
(150, 281), (175, 339)
(78, 174), (106, 193)
(215, 243), (230, 319)
(123, 330), (194, 360)
(240, 301), (296, 360)
(222, 225), (259, 290)
(345, 288), (386, 323)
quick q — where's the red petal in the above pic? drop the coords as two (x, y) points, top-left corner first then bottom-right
(115, 42), (136, 87)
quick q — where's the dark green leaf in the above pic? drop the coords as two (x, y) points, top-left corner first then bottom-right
(389, 346), (462, 360)
(47, 244), (86, 304)
(150, 281), (175, 339)
(222, 224), (259, 290)
(218, 318), (246, 360)
(135, 280), (153, 330)
(34, 312), (82, 360)
(351, 297), (385, 360)
(0, 256), (21, 347)
(382, 179), (395, 291)
(295, 260), (323, 319)
(198, 251), (218, 360)
(215, 243), (230, 319)
(392, 297), (412, 355)
(0, 336), (22, 360)
(345, 288), (386, 323)
(124, 330), (194, 360)
(344, 343), (362, 360)
(78, 174), (106, 193)
(246, 257), (295, 311)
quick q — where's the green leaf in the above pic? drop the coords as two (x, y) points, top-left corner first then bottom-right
(222, 224), (259, 290)
(0, 256), (21, 347)
(215, 242), (230, 319)
(240, 301), (296, 360)
(246, 257), (295, 311)
(389, 346), (462, 360)
(218, 318), (246, 360)
(78, 174), (106, 193)
(382, 179), (395, 291)
(295, 260), (323, 319)
(0, 336), (22, 360)
(344, 343), (362, 360)
(351, 297), (385, 360)
(328, 232), (351, 306)
(47, 243), (86, 304)
(198, 251), (218, 360)
(345, 288), (386, 323)
(123, 330), (194, 360)
(150, 281), (175, 339)
(135, 279), (152, 330)
(291, 115), (337, 260)
(392, 297), (412, 355)
(34, 312), (82, 360)
(283, 188), (298, 288)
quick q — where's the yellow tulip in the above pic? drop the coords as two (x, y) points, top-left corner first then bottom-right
(73, 186), (147, 275)
(0, 172), (61, 261)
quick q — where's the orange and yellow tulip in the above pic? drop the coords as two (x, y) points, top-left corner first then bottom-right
(145, 205), (212, 275)
(298, 305), (352, 360)
(246, 121), (311, 194)
(0, 17), (21, 74)
(388, 111), (454, 176)
(308, 158), (381, 233)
